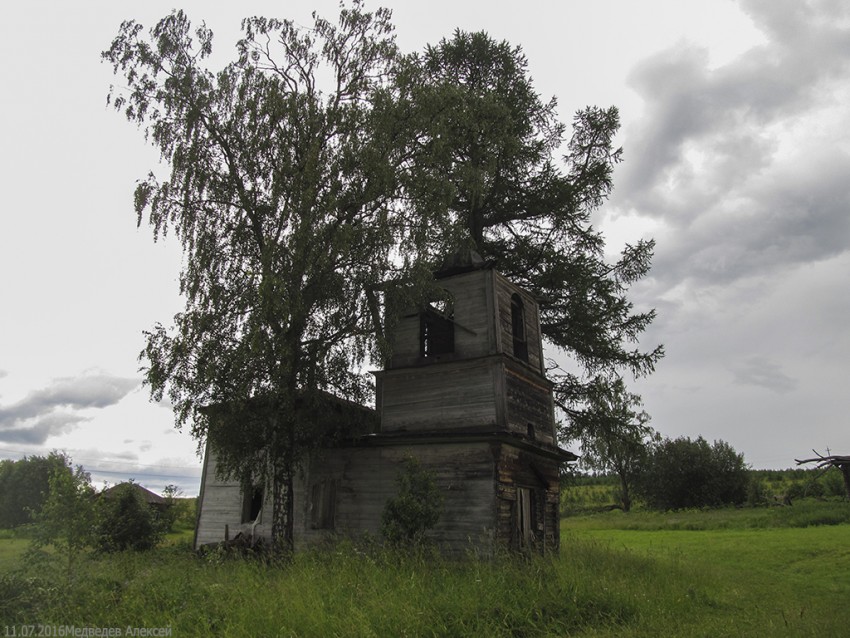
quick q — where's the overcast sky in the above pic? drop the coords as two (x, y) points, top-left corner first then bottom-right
(1, 0), (847, 495)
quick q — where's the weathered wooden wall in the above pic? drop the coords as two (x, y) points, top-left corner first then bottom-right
(390, 269), (496, 369)
(389, 269), (546, 374)
(379, 358), (499, 432)
(493, 272), (544, 375)
(504, 362), (557, 445)
(493, 443), (561, 552)
(194, 264), (571, 555)
(194, 448), (272, 548)
(295, 442), (497, 555)
(196, 441), (501, 555)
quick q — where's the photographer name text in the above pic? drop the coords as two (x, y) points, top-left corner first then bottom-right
(4, 627), (172, 637)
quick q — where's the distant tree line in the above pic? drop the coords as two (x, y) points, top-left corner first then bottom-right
(573, 434), (747, 511)
(0, 452), (71, 528)
(571, 436), (849, 512)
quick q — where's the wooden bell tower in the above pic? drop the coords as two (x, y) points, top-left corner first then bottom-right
(375, 251), (574, 550)
(379, 252), (557, 444)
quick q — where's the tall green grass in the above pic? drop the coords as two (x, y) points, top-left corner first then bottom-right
(2, 542), (641, 635)
(2, 503), (848, 636)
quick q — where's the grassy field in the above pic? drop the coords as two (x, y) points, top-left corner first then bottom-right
(563, 502), (850, 636)
(1, 502), (848, 636)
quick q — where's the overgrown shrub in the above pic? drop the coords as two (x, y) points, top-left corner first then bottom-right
(787, 478), (825, 500)
(95, 483), (163, 552)
(747, 476), (769, 507)
(381, 456), (443, 545)
(0, 573), (60, 622)
(636, 436), (749, 510)
(159, 484), (195, 532)
(822, 470), (846, 498)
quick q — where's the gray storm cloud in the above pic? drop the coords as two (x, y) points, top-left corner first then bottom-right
(731, 356), (798, 394)
(0, 374), (139, 444)
(612, 0), (850, 466)
(613, 0), (850, 287)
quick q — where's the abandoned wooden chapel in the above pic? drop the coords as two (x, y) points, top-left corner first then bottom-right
(194, 253), (577, 554)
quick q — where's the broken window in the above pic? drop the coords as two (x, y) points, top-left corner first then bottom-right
(241, 484), (263, 524)
(310, 479), (338, 530)
(511, 294), (528, 362)
(420, 308), (454, 359)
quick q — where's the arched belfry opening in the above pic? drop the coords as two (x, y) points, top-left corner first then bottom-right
(420, 307), (454, 359)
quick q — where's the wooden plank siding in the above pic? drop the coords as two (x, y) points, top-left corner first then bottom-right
(504, 362), (558, 446)
(440, 269), (496, 360)
(493, 272), (545, 375)
(196, 436), (569, 554)
(378, 358), (499, 431)
(295, 442), (498, 555)
(493, 443), (561, 553)
(194, 450), (269, 547)
(194, 264), (575, 555)
(197, 441), (505, 555)
(389, 269), (497, 370)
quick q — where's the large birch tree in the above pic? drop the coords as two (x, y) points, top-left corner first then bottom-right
(104, 2), (432, 553)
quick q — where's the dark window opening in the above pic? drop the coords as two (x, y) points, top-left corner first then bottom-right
(420, 309), (454, 359)
(241, 485), (263, 523)
(511, 294), (528, 362)
(526, 423), (535, 439)
(310, 479), (338, 530)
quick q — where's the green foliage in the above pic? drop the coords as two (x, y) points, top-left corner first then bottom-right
(746, 475), (770, 507)
(171, 499), (198, 532)
(560, 483), (619, 515)
(744, 467), (850, 504)
(573, 376), (657, 511)
(636, 436), (749, 510)
(158, 484), (196, 532)
(785, 467), (848, 500)
(401, 30), (663, 432)
(0, 452), (72, 528)
(786, 478), (825, 500)
(381, 456), (443, 545)
(822, 469), (847, 498)
(95, 483), (163, 552)
(103, 2), (437, 550)
(29, 460), (95, 576)
(566, 499), (850, 531)
(25, 459), (168, 565)
(0, 572), (60, 622)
